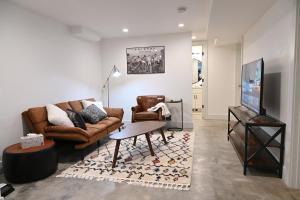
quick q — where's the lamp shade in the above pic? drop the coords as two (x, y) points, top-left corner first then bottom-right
(112, 65), (121, 77)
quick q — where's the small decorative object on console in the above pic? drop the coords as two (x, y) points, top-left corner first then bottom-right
(21, 133), (44, 149)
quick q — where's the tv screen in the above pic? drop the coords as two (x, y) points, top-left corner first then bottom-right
(241, 59), (264, 114)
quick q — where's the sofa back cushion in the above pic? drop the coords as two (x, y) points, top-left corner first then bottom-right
(69, 100), (83, 112)
(137, 96), (165, 111)
(69, 98), (95, 112)
(55, 102), (72, 111)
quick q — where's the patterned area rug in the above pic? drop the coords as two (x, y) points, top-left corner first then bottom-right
(57, 131), (194, 190)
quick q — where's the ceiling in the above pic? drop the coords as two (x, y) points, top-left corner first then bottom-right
(10, 0), (212, 40)
(10, 0), (276, 44)
(208, 0), (276, 45)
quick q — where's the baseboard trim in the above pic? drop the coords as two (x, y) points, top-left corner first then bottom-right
(206, 114), (227, 120)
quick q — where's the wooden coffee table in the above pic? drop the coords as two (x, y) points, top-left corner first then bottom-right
(109, 121), (167, 168)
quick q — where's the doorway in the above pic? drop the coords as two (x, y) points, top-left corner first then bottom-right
(192, 45), (203, 117)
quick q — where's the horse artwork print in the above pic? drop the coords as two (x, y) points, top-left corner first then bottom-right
(126, 46), (165, 74)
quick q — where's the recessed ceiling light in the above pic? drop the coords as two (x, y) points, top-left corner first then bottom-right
(178, 23), (184, 28)
(192, 36), (196, 40)
(122, 28), (129, 33)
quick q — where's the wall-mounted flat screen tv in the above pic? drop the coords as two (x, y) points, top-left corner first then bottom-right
(241, 58), (264, 114)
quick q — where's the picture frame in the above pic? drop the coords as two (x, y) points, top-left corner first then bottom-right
(126, 46), (165, 74)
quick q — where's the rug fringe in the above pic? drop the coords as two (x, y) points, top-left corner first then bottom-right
(56, 173), (190, 191)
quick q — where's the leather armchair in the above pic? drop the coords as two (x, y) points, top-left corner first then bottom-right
(131, 95), (165, 122)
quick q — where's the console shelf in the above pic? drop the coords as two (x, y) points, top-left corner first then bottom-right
(228, 106), (286, 177)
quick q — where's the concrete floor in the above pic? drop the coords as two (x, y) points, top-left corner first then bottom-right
(1, 113), (300, 200)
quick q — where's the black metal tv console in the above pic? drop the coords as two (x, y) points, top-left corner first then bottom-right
(228, 106), (286, 178)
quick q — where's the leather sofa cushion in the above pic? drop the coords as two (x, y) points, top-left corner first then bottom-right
(45, 125), (100, 137)
(55, 102), (72, 111)
(104, 108), (124, 120)
(84, 127), (102, 137)
(135, 111), (158, 120)
(97, 117), (120, 127)
(139, 97), (159, 111)
(69, 100), (83, 112)
(68, 98), (95, 112)
(106, 117), (121, 124)
(45, 132), (89, 142)
(86, 123), (107, 133)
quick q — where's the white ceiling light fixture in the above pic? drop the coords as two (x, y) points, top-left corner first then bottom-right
(122, 28), (129, 33)
(192, 36), (197, 40)
(178, 23), (185, 28)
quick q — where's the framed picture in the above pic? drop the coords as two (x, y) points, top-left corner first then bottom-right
(126, 46), (165, 74)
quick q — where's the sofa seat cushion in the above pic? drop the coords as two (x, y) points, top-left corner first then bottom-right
(106, 117), (121, 124)
(84, 127), (103, 137)
(135, 111), (158, 120)
(44, 125), (100, 138)
(86, 123), (107, 133)
(45, 132), (89, 142)
(97, 117), (120, 127)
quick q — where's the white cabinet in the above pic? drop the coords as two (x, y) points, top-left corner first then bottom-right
(192, 88), (202, 112)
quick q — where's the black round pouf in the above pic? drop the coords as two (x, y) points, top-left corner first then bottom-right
(2, 140), (57, 183)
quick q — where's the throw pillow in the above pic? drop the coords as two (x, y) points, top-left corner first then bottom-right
(66, 109), (87, 130)
(82, 100), (107, 114)
(46, 104), (74, 127)
(80, 104), (107, 124)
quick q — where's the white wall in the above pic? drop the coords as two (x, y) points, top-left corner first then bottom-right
(100, 33), (193, 128)
(0, 1), (102, 158)
(243, 0), (297, 187)
(206, 42), (240, 119)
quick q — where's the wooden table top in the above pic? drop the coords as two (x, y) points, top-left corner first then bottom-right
(109, 121), (166, 140)
(4, 140), (55, 154)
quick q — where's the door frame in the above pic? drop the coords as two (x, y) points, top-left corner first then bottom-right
(287, 0), (300, 188)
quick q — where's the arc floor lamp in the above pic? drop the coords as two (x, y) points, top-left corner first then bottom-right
(102, 65), (121, 107)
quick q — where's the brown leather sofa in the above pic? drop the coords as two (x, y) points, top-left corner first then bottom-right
(131, 95), (165, 122)
(22, 98), (124, 150)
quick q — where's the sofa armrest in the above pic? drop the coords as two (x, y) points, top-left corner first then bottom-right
(131, 105), (143, 112)
(131, 105), (143, 122)
(104, 107), (124, 121)
(44, 126), (89, 137)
